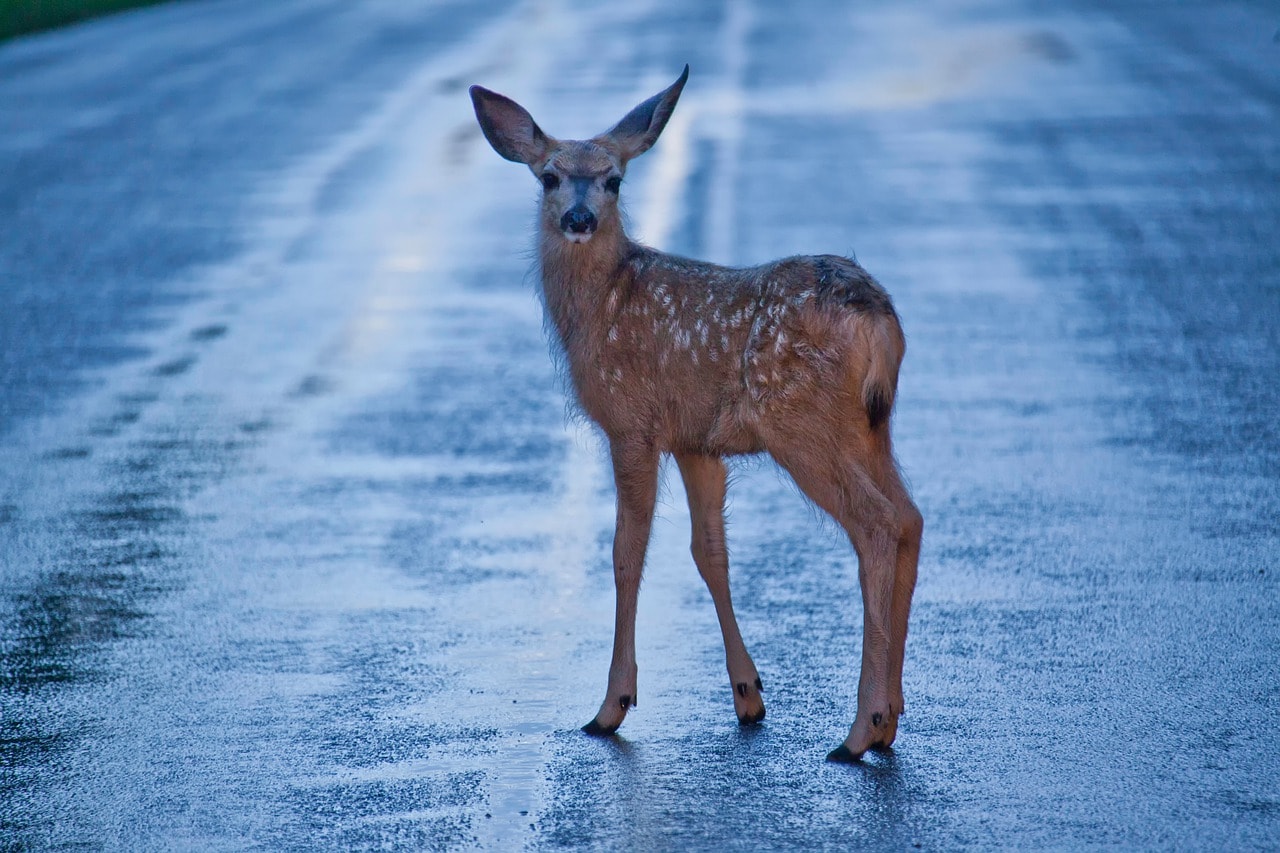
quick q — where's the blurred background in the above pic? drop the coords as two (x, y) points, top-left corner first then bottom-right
(1, 0), (1277, 848)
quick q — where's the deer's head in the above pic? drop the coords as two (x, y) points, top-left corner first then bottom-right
(470, 66), (688, 245)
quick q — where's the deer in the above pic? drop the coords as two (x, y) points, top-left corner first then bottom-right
(469, 65), (922, 762)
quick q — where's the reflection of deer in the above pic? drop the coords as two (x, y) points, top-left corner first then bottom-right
(470, 66), (921, 761)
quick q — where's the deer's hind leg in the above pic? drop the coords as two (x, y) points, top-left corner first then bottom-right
(676, 453), (765, 725)
(870, 447), (922, 751)
(770, 438), (901, 762)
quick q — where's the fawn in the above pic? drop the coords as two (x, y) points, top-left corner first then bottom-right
(470, 66), (921, 762)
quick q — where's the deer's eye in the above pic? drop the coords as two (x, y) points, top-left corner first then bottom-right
(540, 173), (560, 192)
(604, 175), (622, 194)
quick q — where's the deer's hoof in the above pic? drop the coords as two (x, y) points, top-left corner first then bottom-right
(581, 718), (619, 737)
(873, 716), (899, 750)
(732, 678), (766, 726)
(825, 743), (865, 764)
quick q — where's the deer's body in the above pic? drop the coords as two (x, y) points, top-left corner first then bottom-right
(546, 236), (900, 457)
(472, 67), (922, 762)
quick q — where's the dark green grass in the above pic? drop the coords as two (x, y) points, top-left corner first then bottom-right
(1, 0), (172, 41)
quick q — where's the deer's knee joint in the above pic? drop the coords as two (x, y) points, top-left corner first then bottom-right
(689, 538), (706, 568)
(690, 532), (726, 577)
(900, 502), (923, 544)
(850, 498), (898, 556)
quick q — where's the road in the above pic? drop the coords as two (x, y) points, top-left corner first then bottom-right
(2, 0), (1278, 848)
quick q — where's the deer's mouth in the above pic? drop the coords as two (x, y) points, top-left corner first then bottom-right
(563, 230), (595, 244)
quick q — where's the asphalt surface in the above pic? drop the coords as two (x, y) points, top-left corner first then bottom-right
(2, 0), (1278, 849)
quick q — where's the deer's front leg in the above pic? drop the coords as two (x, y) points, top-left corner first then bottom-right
(675, 453), (765, 725)
(582, 438), (659, 736)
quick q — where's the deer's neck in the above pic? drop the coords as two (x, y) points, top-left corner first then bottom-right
(538, 221), (630, 355)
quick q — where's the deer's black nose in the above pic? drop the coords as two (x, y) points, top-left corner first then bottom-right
(561, 206), (597, 234)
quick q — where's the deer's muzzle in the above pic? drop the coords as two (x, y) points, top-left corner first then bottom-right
(561, 205), (598, 239)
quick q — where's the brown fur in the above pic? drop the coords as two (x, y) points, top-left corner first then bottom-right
(471, 66), (922, 760)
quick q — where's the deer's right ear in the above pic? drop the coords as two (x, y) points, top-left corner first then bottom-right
(470, 86), (551, 166)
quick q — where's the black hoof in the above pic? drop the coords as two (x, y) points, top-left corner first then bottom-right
(737, 706), (766, 726)
(869, 741), (894, 754)
(826, 743), (865, 764)
(581, 719), (619, 737)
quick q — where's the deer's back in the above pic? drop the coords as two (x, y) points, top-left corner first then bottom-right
(570, 246), (901, 455)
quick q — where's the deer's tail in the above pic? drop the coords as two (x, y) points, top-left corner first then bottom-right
(860, 312), (904, 431)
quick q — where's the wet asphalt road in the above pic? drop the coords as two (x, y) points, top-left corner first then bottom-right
(2, 0), (1278, 849)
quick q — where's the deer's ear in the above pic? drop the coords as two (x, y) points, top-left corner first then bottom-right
(470, 86), (552, 165)
(601, 65), (689, 162)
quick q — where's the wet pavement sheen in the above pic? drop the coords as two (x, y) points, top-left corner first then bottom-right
(1, 0), (1278, 849)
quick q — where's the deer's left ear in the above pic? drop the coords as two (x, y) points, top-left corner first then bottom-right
(600, 65), (689, 162)
(470, 85), (552, 165)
